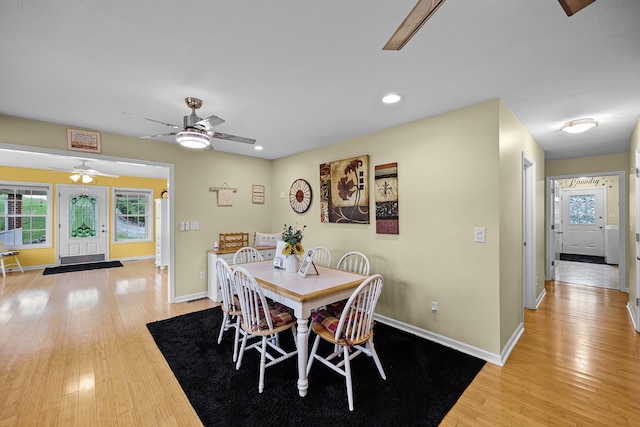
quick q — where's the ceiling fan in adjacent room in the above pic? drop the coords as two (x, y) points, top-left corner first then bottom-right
(383, 0), (597, 50)
(123, 97), (256, 149)
(51, 160), (119, 183)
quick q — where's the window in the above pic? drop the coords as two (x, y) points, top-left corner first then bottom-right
(569, 194), (596, 225)
(113, 188), (153, 242)
(0, 182), (52, 248)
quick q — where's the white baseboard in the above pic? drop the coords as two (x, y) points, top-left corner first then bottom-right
(174, 291), (209, 304)
(627, 301), (638, 331)
(535, 287), (547, 309)
(374, 313), (509, 366)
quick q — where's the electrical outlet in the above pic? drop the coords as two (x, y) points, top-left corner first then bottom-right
(179, 222), (185, 231)
(431, 301), (438, 314)
(185, 221), (190, 231)
(200, 271), (205, 279)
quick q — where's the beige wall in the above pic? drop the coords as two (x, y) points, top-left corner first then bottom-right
(271, 99), (545, 355)
(0, 99), (545, 357)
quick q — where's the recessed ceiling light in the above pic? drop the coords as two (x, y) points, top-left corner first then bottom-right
(382, 94), (402, 104)
(254, 145), (263, 151)
(561, 118), (598, 134)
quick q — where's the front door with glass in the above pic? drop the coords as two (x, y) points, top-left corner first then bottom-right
(58, 185), (108, 265)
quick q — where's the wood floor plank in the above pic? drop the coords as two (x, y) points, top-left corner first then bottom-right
(2, 261), (640, 426)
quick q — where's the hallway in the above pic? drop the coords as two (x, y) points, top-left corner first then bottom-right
(556, 260), (619, 290)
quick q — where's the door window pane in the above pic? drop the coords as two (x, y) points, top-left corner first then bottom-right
(69, 193), (97, 238)
(569, 194), (595, 225)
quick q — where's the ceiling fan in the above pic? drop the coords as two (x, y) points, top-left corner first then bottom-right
(51, 160), (119, 183)
(383, 0), (597, 50)
(123, 97), (256, 149)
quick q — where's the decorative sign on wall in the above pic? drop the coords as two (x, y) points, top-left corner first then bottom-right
(319, 155), (369, 224)
(374, 162), (399, 234)
(67, 129), (101, 153)
(209, 183), (237, 206)
(252, 184), (265, 204)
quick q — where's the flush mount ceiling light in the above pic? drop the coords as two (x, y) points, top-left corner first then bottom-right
(176, 130), (211, 148)
(382, 93), (402, 104)
(560, 118), (598, 134)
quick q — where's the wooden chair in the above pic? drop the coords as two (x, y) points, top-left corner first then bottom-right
(336, 251), (370, 275)
(233, 267), (298, 393)
(0, 242), (24, 279)
(306, 274), (386, 411)
(232, 247), (263, 264)
(215, 258), (243, 362)
(312, 246), (332, 268)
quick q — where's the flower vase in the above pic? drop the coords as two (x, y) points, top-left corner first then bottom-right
(285, 254), (298, 273)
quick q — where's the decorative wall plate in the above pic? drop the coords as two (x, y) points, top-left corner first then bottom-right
(289, 179), (312, 213)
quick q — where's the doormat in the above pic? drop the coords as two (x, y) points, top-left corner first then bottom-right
(43, 260), (123, 275)
(559, 253), (607, 265)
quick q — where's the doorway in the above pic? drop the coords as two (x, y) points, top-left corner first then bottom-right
(545, 172), (626, 292)
(560, 187), (605, 257)
(58, 185), (109, 265)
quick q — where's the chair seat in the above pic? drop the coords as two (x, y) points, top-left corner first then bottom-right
(1, 251), (19, 256)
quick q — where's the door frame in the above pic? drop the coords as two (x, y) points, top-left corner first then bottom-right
(522, 153), (536, 310)
(545, 171), (626, 292)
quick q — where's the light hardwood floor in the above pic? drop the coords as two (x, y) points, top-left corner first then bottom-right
(1, 260), (639, 426)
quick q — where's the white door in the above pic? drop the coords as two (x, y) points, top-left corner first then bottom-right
(552, 180), (562, 280)
(561, 187), (605, 256)
(58, 185), (109, 265)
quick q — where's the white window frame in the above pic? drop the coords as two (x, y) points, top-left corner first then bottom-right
(0, 181), (52, 249)
(112, 187), (153, 243)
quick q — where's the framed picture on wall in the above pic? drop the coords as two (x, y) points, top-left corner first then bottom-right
(252, 184), (265, 204)
(67, 129), (101, 153)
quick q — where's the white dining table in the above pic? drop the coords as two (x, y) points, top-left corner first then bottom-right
(235, 260), (367, 397)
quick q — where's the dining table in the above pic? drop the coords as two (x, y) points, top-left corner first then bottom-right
(235, 260), (367, 397)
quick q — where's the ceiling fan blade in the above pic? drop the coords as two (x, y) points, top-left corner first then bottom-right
(557, 0), (596, 16)
(139, 132), (178, 139)
(383, 0), (447, 51)
(122, 112), (181, 129)
(94, 171), (120, 178)
(195, 114), (225, 131)
(212, 132), (256, 145)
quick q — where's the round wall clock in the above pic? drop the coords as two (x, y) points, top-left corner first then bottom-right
(289, 179), (312, 213)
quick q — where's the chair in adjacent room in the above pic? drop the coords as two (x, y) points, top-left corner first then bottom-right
(233, 266), (298, 393)
(215, 258), (243, 362)
(0, 242), (24, 279)
(312, 246), (332, 268)
(232, 247), (263, 264)
(336, 251), (370, 275)
(306, 273), (386, 411)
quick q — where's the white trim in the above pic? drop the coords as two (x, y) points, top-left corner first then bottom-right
(534, 287), (547, 309)
(627, 301), (638, 331)
(522, 153), (536, 309)
(373, 313), (509, 366)
(174, 291), (208, 303)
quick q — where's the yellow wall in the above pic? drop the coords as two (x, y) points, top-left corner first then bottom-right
(0, 165), (167, 267)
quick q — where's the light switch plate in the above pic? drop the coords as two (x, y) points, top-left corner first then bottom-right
(474, 227), (486, 243)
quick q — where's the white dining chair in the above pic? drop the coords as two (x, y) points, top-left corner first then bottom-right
(215, 258), (243, 362)
(0, 242), (24, 279)
(312, 246), (332, 268)
(233, 266), (298, 393)
(306, 273), (386, 411)
(336, 251), (370, 275)
(233, 247), (263, 264)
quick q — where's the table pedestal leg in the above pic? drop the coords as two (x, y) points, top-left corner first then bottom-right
(296, 317), (309, 397)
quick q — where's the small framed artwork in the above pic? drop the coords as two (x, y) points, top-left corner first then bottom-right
(298, 248), (318, 278)
(67, 129), (101, 153)
(252, 184), (265, 204)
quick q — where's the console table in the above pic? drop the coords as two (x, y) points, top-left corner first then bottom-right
(207, 246), (276, 301)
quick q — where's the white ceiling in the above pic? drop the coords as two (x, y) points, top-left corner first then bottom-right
(0, 0), (639, 179)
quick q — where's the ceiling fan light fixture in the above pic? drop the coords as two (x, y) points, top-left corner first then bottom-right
(81, 174), (94, 184)
(176, 130), (211, 148)
(70, 173), (81, 182)
(561, 118), (598, 134)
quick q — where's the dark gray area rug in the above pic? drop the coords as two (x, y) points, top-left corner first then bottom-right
(559, 253), (607, 264)
(147, 307), (486, 427)
(42, 260), (123, 275)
